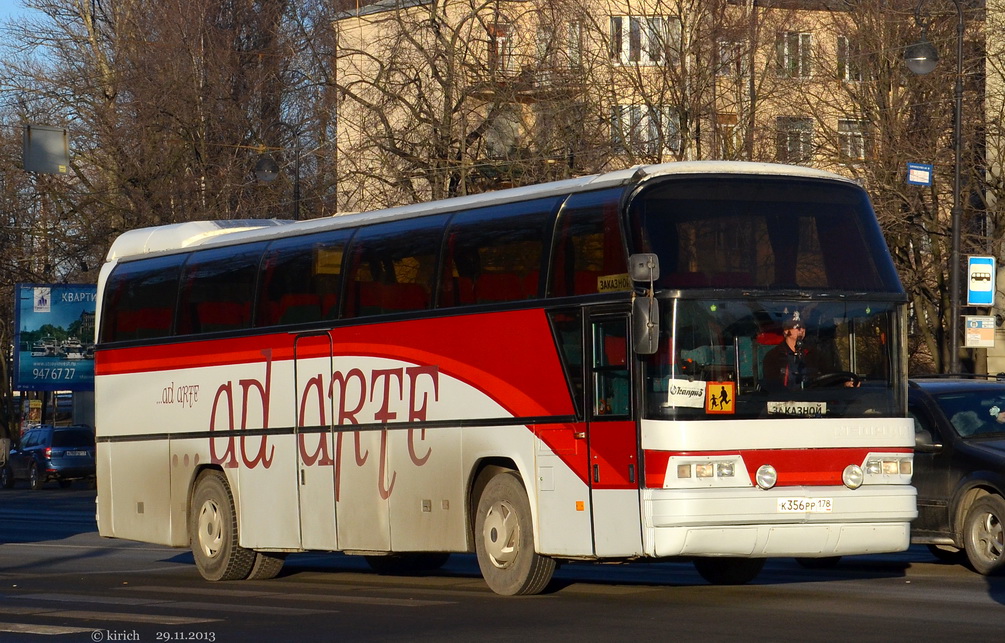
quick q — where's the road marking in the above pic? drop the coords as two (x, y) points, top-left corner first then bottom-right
(120, 585), (455, 607)
(12, 609), (215, 625)
(9, 593), (327, 616)
(0, 622), (94, 635)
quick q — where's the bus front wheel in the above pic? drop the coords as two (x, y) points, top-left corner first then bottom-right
(474, 471), (555, 596)
(189, 470), (256, 581)
(693, 557), (765, 585)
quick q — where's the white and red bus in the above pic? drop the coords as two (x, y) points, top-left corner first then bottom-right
(94, 161), (916, 595)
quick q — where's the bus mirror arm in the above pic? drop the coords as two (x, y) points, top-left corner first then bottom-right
(629, 254), (660, 355)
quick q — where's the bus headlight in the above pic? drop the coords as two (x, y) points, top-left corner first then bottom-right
(862, 454), (913, 481)
(843, 464), (864, 489)
(665, 454), (745, 488)
(755, 464), (777, 490)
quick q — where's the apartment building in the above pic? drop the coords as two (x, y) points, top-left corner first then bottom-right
(334, 1), (915, 202)
(334, 0), (989, 371)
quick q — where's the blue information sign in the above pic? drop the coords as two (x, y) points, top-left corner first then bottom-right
(967, 256), (996, 306)
(907, 163), (933, 186)
(13, 284), (97, 391)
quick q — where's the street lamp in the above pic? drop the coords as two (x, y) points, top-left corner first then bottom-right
(905, 0), (965, 373)
(255, 122), (302, 221)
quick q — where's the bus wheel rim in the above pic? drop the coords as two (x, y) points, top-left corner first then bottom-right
(483, 500), (518, 568)
(197, 499), (223, 558)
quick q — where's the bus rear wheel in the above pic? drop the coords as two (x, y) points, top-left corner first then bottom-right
(474, 471), (555, 596)
(189, 470), (256, 581)
(247, 552), (286, 580)
(693, 557), (765, 585)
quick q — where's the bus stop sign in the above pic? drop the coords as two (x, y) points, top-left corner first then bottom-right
(967, 256), (996, 306)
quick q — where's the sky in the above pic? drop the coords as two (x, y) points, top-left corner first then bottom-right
(0, 0), (28, 23)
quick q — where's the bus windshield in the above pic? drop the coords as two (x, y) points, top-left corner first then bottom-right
(627, 174), (902, 292)
(642, 298), (903, 420)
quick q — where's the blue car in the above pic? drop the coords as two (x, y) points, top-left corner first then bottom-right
(0, 425), (96, 490)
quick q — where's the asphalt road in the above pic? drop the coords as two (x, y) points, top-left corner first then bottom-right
(1, 485), (1003, 642)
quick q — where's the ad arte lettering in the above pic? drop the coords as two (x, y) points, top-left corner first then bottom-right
(207, 350), (441, 500)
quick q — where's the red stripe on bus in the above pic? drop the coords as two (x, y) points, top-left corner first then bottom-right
(643, 447), (912, 488)
(96, 308), (576, 422)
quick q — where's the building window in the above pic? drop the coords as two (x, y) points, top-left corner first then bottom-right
(489, 22), (514, 73)
(537, 20), (582, 71)
(716, 40), (747, 77)
(776, 32), (812, 78)
(716, 113), (741, 158)
(611, 105), (680, 155)
(610, 16), (681, 65)
(838, 119), (867, 161)
(837, 35), (869, 82)
(775, 117), (813, 163)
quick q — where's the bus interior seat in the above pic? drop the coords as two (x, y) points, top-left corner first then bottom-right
(604, 334), (627, 366)
(383, 282), (429, 311)
(575, 270), (602, 294)
(196, 301), (250, 332)
(475, 273), (526, 303)
(115, 308), (172, 339)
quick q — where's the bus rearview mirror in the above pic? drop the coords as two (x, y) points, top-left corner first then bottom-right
(633, 295), (659, 355)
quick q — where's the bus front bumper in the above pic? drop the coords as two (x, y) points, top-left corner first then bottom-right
(641, 485), (917, 558)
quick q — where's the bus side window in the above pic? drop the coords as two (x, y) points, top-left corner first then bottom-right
(548, 309), (585, 417)
(343, 215), (447, 318)
(100, 254), (184, 343)
(255, 230), (351, 326)
(438, 198), (560, 308)
(592, 319), (630, 417)
(176, 243), (267, 335)
(549, 188), (628, 298)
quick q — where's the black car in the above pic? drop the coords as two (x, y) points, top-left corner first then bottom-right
(909, 378), (1005, 574)
(0, 424), (96, 490)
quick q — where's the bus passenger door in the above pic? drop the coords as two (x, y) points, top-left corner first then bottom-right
(587, 314), (643, 556)
(294, 332), (338, 550)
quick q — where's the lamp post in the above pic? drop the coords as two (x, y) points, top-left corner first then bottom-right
(255, 122), (302, 221)
(905, 0), (964, 373)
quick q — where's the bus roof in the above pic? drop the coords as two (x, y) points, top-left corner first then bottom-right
(104, 161), (857, 263)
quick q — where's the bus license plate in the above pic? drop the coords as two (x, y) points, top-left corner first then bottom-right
(777, 498), (832, 513)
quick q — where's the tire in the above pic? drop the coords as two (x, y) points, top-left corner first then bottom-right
(927, 544), (966, 564)
(189, 470), (256, 581)
(963, 495), (1005, 576)
(246, 552), (287, 580)
(795, 556), (841, 569)
(0, 465), (13, 489)
(474, 471), (555, 596)
(29, 464), (44, 490)
(693, 557), (766, 585)
(365, 552), (451, 575)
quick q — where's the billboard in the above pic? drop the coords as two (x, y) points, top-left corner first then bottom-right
(14, 284), (97, 391)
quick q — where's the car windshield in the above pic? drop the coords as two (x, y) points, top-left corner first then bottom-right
(52, 430), (95, 448)
(930, 390), (1005, 438)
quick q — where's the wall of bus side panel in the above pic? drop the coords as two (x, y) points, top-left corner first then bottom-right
(95, 310), (596, 556)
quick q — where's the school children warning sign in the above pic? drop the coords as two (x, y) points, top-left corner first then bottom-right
(705, 381), (736, 414)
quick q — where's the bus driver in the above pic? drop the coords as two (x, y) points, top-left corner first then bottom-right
(762, 311), (858, 391)
(762, 311), (818, 391)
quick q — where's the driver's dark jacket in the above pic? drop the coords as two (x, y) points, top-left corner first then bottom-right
(762, 342), (822, 390)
